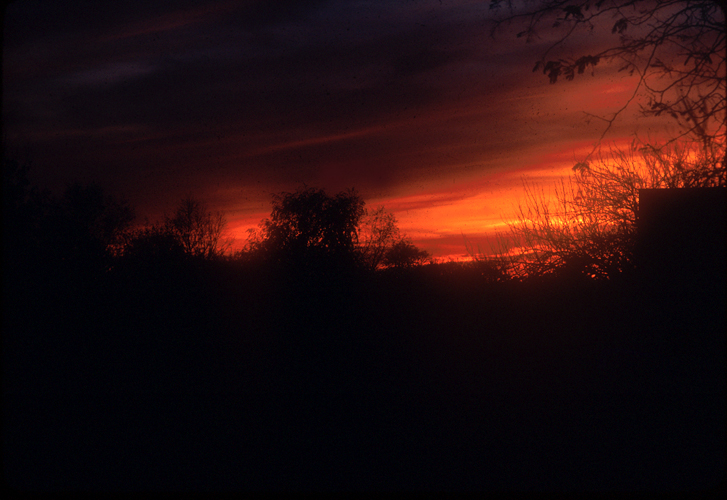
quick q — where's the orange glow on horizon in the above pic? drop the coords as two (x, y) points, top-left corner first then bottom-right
(223, 134), (703, 261)
(222, 141), (605, 260)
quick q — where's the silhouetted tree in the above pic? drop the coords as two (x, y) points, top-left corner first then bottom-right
(491, 0), (726, 151)
(3, 161), (136, 291)
(3, 157), (32, 218)
(357, 206), (401, 271)
(3, 156), (55, 284)
(383, 238), (430, 269)
(51, 183), (135, 276)
(164, 196), (231, 259)
(3, 157), (41, 253)
(252, 187), (365, 271)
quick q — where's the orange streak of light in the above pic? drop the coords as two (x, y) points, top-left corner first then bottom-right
(222, 134), (685, 262)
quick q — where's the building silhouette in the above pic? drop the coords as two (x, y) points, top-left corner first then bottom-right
(637, 187), (726, 289)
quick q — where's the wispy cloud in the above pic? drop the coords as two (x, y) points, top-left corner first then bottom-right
(58, 62), (157, 88)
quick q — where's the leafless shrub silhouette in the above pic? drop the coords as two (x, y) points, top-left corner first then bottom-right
(357, 206), (401, 271)
(164, 196), (231, 259)
(504, 139), (725, 279)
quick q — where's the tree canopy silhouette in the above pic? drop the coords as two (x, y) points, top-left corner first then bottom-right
(251, 187), (366, 270)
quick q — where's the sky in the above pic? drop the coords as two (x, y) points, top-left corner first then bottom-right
(2, 0), (684, 260)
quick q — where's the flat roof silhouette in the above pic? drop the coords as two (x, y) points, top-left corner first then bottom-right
(637, 187), (726, 285)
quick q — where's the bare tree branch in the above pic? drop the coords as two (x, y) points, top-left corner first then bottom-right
(491, 0), (726, 153)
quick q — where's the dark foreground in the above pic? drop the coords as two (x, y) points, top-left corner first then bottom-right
(4, 262), (725, 492)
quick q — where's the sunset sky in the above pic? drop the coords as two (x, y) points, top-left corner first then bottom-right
(3, 0), (684, 260)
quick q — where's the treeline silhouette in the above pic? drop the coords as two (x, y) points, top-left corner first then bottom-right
(3, 156), (725, 492)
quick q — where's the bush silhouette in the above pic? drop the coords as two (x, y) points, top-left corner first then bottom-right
(383, 238), (430, 269)
(120, 223), (187, 267)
